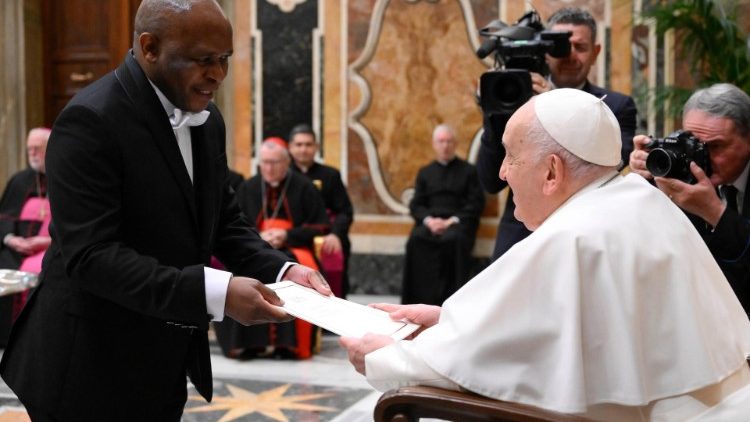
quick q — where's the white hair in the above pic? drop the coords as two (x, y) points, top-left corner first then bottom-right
(432, 124), (457, 141)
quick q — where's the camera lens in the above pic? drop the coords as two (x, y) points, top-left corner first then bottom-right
(646, 148), (673, 177)
(480, 69), (532, 115)
(493, 79), (523, 105)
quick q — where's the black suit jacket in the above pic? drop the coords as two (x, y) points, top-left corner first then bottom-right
(690, 170), (750, 315)
(0, 53), (290, 420)
(476, 81), (637, 260)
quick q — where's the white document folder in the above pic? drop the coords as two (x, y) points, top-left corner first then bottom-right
(268, 281), (420, 340)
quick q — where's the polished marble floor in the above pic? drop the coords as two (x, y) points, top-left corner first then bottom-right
(0, 295), (399, 422)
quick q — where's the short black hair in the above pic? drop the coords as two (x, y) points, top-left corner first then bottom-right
(288, 124), (316, 143)
(547, 7), (597, 43)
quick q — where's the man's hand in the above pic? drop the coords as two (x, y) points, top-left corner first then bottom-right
(260, 228), (287, 249)
(530, 72), (552, 94)
(339, 333), (394, 375)
(424, 217), (452, 235)
(370, 303), (440, 338)
(3, 235), (49, 256)
(283, 264), (332, 296)
(224, 276), (292, 326)
(321, 233), (343, 255)
(25, 236), (51, 253)
(629, 135), (653, 180)
(655, 162), (725, 226)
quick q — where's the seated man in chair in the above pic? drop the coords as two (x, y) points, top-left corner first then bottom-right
(288, 124), (354, 298)
(0, 128), (52, 346)
(340, 89), (750, 420)
(214, 137), (330, 359)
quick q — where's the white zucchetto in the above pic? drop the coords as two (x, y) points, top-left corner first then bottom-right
(534, 88), (622, 166)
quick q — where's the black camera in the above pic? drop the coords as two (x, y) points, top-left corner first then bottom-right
(645, 130), (712, 184)
(477, 11), (571, 116)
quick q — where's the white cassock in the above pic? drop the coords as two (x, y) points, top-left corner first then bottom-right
(366, 172), (750, 421)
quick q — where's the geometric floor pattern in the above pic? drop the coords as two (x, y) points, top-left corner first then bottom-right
(0, 294), (398, 422)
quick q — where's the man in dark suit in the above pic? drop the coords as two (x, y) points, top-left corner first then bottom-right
(288, 124), (354, 297)
(630, 83), (750, 316)
(477, 7), (638, 260)
(0, 1), (330, 421)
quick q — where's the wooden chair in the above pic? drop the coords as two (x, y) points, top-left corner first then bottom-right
(374, 386), (592, 422)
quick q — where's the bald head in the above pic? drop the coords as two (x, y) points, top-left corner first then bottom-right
(133, 0), (233, 112)
(134, 0), (221, 40)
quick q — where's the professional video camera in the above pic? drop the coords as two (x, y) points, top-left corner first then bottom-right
(645, 129), (711, 184)
(476, 11), (571, 116)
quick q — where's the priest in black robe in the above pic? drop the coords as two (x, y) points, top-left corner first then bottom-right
(0, 128), (52, 346)
(214, 138), (330, 359)
(402, 125), (485, 305)
(288, 124), (354, 298)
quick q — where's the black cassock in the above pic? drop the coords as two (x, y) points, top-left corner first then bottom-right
(292, 162), (354, 296)
(0, 168), (46, 346)
(213, 171), (329, 359)
(402, 158), (485, 305)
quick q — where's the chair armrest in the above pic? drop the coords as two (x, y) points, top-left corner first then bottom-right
(374, 386), (591, 422)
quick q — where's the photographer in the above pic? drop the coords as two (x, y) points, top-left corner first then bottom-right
(630, 83), (750, 316)
(477, 7), (637, 260)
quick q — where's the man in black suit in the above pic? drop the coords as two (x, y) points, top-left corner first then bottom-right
(630, 83), (750, 316)
(288, 124), (354, 298)
(477, 7), (637, 261)
(0, 1), (330, 421)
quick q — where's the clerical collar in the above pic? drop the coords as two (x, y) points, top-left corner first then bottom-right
(295, 162), (314, 173)
(436, 157), (456, 166)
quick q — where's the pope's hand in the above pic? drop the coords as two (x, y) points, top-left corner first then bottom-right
(369, 303), (440, 338)
(339, 333), (394, 375)
(224, 276), (292, 326)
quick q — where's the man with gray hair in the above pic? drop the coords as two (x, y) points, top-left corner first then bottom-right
(401, 124), (484, 305)
(630, 83), (750, 316)
(214, 138), (330, 360)
(341, 89), (750, 420)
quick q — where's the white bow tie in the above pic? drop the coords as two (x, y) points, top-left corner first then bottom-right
(170, 108), (210, 130)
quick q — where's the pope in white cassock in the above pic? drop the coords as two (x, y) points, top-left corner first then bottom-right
(340, 88), (750, 421)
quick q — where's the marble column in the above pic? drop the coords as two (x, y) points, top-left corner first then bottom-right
(0, 0), (27, 188)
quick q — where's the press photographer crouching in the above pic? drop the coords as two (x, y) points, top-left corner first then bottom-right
(630, 83), (750, 316)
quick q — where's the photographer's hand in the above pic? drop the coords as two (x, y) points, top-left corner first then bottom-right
(530, 72), (552, 94)
(629, 135), (653, 180)
(655, 162), (725, 227)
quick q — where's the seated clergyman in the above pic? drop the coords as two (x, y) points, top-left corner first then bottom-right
(340, 89), (750, 421)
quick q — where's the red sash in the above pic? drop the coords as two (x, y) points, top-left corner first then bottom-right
(17, 197), (50, 274)
(260, 218), (318, 271)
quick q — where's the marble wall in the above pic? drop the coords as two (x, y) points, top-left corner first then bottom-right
(222, 0), (645, 277)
